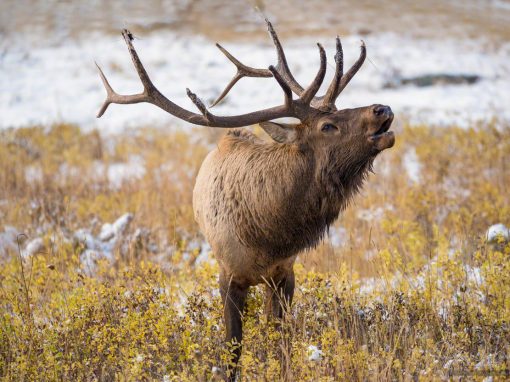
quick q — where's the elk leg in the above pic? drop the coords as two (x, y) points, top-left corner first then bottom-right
(265, 270), (295, 319)
(264, 270), (295, 381)
(219, 274), (248, 381)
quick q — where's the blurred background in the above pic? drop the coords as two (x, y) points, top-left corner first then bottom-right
(1, 0), (510, 131)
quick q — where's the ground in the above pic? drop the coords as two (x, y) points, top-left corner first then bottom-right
(0, 121), (509, 381)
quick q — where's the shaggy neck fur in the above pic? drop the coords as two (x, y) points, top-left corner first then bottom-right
(301, 143), (374, 251)
(221, 130), (374, 258)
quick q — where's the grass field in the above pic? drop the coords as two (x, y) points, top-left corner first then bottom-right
(1, 121), (509, 381)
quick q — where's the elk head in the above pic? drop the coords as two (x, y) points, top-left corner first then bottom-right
(96, 20), (394, 160)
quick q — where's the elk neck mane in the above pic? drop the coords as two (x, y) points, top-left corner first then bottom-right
(216, 129), (374, 257)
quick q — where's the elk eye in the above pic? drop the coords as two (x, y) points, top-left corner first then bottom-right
(321, 123), (338, 133)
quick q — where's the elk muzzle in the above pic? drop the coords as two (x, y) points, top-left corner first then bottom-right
(368, 105), (395, 151)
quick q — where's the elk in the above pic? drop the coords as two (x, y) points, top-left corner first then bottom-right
(96, 20), (395, 380)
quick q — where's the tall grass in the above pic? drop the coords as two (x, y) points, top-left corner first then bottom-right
(0, 122), (509, 380)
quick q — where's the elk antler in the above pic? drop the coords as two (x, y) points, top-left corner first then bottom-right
(211, 19), (366, 111)
(97, 21), (366, 126)
(319, 38), (366, 109)
(210, 19), (306, 107)
(96, 29), (327, 127)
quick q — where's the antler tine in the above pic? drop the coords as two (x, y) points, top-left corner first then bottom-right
(265, 19), (304, 95)
(321, 36), (344, 108)
(121, 29), (157, 92)
(96, 62), (114, 118)
(268, 65), (292, 108)
(186, 88), (213, 122)
(95, 29), (157, 118)
(299, 44), (327, 105)
(210, 43), (272, 107)
(210, 19), (312, 108)
(335, 41), (366, 101)
(95, 59), (148, 118)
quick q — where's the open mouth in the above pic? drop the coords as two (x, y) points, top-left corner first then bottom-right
(368, 114), (395, 151)
(372, 115), (394, 137)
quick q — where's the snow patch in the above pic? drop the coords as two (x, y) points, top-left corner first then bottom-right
(2, 32), (510, 131)
(402, 148), (422, 184)
(357, 207), (386, 222)
(24, 165), (43, 183)
(194, 241), (213, 266)
(0, 226), (20, 257)
(75, 213), (134, 275)
(465, 266), (483, 285)
(92, 156), (146, 189)
(107, 156), (146, 189)
(356, 204), (394, 222)
(307, 345), (323, 362)
(22, 237), (45, 259)
(486, 223), (509, 243)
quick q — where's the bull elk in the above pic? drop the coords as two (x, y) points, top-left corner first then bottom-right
(96, 20), (395, 380)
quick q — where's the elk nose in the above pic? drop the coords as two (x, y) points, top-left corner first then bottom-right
(373, 105), (392, 117)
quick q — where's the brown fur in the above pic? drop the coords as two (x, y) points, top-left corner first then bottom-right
(193, 104), (395, 379)
(194, 105), (394, 285)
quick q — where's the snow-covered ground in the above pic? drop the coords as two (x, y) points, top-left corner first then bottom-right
(1, 31), (509, 132)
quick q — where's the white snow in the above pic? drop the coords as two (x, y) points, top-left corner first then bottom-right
(74, 229), (97, 250)
(22, 237), (45, 259)
(75, 213), (134, 274)
(356, 207), (386, 222)
(486, 223), (509, 243)
(0, 226), (20, 257)
(356, 204), (394, 223)
(475, 353), (496, 370)
(98, 224), (115, 242)
(80, 249), (112, 274)
(111, 213), (134, 236)
(328, 226), (348, 247)
(358, 255), (485, 301)
(193, 241), (213, 266)
(2, 32), (510, 132)
(443, 358), (456, 370)
(22, 158), (146, 188)
(465, 266), (483, 285)
(24, 165), (44, 183)
(106, 156), (146, 189)
(402, 148), (422, 184)
(1, 233), (48, 260)
(91, 156), (146, 189)
(307, 345), (323, 361)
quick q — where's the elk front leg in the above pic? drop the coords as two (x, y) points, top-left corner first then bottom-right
(265, 270), (295, 381)
(265, 270), (295, 320)
(219, 273), (248, 381)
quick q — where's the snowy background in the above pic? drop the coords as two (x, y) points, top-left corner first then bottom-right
(1, 0), (510, 132)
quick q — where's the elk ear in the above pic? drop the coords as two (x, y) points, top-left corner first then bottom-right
(259, 122), (299, 144)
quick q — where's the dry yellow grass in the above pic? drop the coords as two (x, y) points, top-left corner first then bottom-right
(0, 121), (509, 381)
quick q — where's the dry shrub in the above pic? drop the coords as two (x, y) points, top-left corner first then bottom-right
(0, 121), (509, 380)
